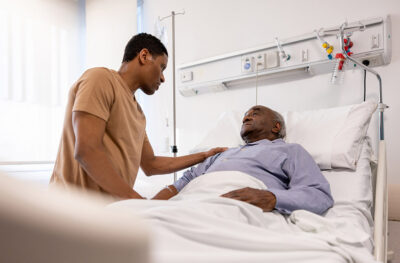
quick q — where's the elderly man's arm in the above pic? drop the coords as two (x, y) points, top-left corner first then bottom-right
(222, 144), (333, 215)
(152, 185), (178, 200)
(268, 145), (334, 215)
(151, 153), (222, 200)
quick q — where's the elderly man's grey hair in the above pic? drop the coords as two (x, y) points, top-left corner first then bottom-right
(271, 110), (286, 139)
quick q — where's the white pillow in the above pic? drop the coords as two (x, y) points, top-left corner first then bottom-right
(191, 101), (377, 170)
(285, 105), (349, 169)
(191, 111), (244, 153)
(285, 101), (377, 170)
(331, 102), (377, 169)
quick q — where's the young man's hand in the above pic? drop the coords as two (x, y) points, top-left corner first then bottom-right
(203, 147), (228, 159)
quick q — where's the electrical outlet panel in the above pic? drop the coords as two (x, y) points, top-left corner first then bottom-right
(302, 49), (309, 62)
(371, 34), (380, 49)
(266, 51), (279, 68)
(180, 71), (193, 82)
(255, 53), (266, 70)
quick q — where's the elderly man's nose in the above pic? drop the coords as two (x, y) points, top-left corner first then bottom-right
(243, 115), (252, 123)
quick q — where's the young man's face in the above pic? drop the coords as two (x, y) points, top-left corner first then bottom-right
(140, 53), (168, 95)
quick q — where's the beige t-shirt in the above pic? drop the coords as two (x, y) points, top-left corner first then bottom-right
(50, 67), (147, 195)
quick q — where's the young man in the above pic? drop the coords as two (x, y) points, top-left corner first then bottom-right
(50, 33), (225, 199)
(153, 106), (334, 215)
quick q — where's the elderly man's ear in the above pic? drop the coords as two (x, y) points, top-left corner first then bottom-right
(271, 122), (281, 136)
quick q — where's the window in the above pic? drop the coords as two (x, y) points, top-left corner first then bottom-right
(137, 0), (144, 33)
(0, 0), (84, 181)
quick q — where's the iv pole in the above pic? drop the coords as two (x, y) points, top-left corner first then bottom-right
(159, 10), (185, 182)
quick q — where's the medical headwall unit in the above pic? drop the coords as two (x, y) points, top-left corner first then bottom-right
(177, 16), (391, 96)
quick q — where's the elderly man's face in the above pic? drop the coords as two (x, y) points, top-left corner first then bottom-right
(240, 106), (279, 143)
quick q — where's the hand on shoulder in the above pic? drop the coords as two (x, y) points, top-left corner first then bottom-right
(203, 147), (228, 159)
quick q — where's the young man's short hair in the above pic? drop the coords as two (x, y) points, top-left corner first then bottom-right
(122, 33), (168, 62)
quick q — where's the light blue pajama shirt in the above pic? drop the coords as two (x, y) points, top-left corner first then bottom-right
(173, 139), (334, 215)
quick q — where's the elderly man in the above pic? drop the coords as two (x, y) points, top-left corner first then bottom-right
(153, 105), (334, 215)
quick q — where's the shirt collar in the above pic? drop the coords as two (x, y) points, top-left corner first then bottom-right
(245, 138), (285, 146)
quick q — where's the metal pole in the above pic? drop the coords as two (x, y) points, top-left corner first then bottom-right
(339, 22), (388, 263)
(171, 11), (178, 182)
(159, 10), (184, 182)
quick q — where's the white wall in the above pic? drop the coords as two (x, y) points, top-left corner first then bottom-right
(138, 0), (400, 196)
(85, 0), (137, 70)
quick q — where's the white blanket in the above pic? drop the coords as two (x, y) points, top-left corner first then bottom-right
(110, 171), (376, 263)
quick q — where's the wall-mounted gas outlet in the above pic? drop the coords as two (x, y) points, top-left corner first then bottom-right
(241, 56), (254, 73)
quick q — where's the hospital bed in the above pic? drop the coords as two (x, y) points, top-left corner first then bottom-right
(110, 100), (383, 263)
(0, 101), (386, 263)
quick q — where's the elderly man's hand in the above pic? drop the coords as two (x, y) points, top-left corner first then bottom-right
(221, 187), (276, 212)
(203, 147), (228, 159)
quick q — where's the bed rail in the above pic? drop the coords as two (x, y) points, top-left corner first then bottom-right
(374, 140), (388, 263)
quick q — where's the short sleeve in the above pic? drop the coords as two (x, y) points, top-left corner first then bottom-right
(73, 68), (115, 122)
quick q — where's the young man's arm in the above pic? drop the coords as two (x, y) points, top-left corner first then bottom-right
(73, 111), (143, 200)
(140, 136), (226, 176)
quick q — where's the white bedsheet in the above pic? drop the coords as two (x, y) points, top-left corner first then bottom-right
(110, 171), (376, 263)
